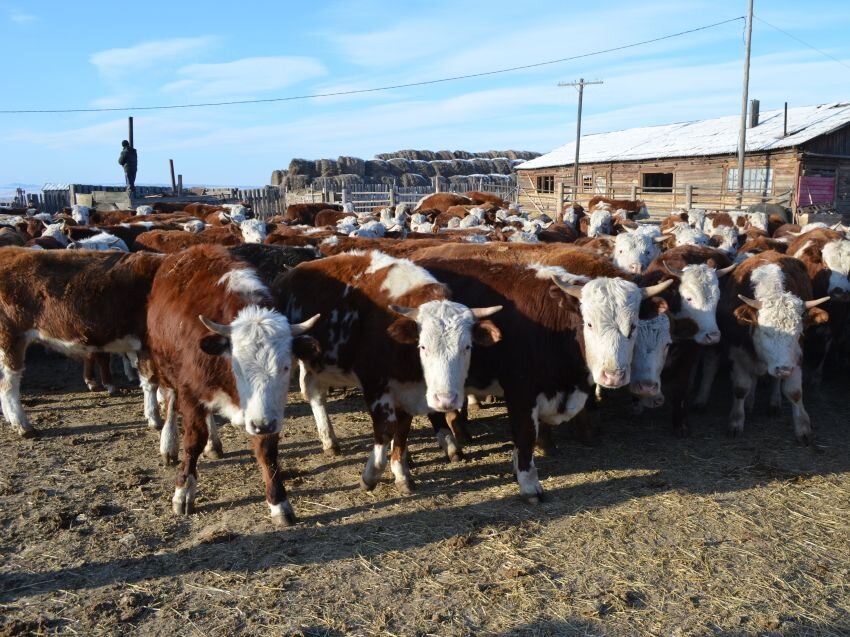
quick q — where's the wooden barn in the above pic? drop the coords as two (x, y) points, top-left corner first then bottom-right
(515, 101), (850, 218)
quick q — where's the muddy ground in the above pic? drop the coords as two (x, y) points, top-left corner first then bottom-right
(1, 349), (849, 636)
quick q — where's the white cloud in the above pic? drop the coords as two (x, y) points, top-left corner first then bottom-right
(9, 10), (36, 23)
(90, 36), (217, 77)
(159, 56), (326, 99)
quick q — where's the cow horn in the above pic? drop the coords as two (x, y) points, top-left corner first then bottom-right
(551, 275), (584, 299)
(785, 231), (801, 237)
(716, 263), (737, 277)
(663, 262), (685, 278)
(199, 315), (232, 336)
(291, 313), (321, 335)
(41, 220), (50, 228)
(653, 236), (668, 244)
(805, 296), (830, 309)
(737, 295), (762, 309)
(389, 305), (419, 320)
(471, 305), (502, 319)
(641, 278), (675, 298)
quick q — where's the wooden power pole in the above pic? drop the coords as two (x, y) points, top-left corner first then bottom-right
(128, 116), (134, 149)
(736, 0), (754, 207)
(558, 78), (603, 197)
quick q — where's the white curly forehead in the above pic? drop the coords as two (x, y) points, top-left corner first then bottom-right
(580, 278), (641, 328)
(756, 292), (805, 334)
(680, 264), (720, 303)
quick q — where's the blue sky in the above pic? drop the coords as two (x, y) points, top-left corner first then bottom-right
(1, 0), (849, 188)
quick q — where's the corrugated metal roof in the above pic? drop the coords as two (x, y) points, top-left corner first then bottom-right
(516, 102), (850, 171)
(42, 183), (69, 191)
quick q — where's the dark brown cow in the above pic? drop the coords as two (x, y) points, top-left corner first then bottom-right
(228, 243), (321, 284)
(587, 196), (648, 219)
(0, 227), (27, 247)
(147, 245), (319, 525)
(414, 256), (670, 500)
(271, 251), (501, 494)
(464, 191), (509, 208)
(718, 251), (829, 442)
(0, 247), (165, 436)
(314, 209), (349, 227)
(134, 226), (243, 252)
(537, 223), (578, 243)
(738, 236), (788, 256)
(284, 202), (343, 226)
(772, 223), (801, 241)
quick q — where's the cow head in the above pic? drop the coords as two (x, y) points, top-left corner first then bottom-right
(822, 240), (850, 298)
(239, 219), (268, 244)
(664, 262), (735, 345)
(41, 221), (69, 247)
(198, 308), (320, 435)
(553, 276), (673, 388)
(587, 210), (612, 238)
(735, 294), (830, 377)
(388, 301), (501, 412)
(614, 231), (661, 274)
(709, 226), (739, 259)
(71, 205), (90, 225)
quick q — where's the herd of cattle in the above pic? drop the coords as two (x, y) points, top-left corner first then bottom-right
(0, 191), (847, 526)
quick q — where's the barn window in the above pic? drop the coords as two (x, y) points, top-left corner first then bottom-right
(537, 175), (554, 193)
(642, 172), (674, 192)
(582, 175), (594, 191)
(727, 167), (773, 193)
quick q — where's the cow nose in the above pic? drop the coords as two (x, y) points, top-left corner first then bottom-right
(600, 369), (628, 388)
(702, 331), (721, 344)
(630, 381), (660, 397)
(250, 419), (278, 434)
(432, 392), (459, 410)
(773, 366), (794, 379)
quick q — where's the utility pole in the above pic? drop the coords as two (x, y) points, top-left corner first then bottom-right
(128, 116), (134, 149)
(736, 0), (754, 207)
(558, 78), (603, 199)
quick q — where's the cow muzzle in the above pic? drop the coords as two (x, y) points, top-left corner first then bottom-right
(629, 381), (660, 397)
(430, 392), (461, 412)
(247, 419), (279, 435)
(772, 366), (794, 379)
(598, 368), (629, 388)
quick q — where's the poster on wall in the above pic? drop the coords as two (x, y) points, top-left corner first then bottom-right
(797, 175), (835, 206)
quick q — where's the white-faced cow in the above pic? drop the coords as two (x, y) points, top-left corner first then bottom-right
(271, 250), (501, 495)
(718, 251), (829, 442)
(147, 244), (319, 526)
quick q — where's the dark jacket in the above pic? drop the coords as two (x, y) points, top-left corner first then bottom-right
(118, 147), (138, 172)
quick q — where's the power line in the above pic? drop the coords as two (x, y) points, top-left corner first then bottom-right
(0, 16), (744, 115)
(753, 14), (850, 72)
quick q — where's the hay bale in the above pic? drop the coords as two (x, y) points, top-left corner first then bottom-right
(386, 158), (410, 176)
(270, 169), (284, 186)
(400, 173), (429, 187)
(365, 159), (392, 179)
(336, 156), (365, 177)
(436, 150), (454, 160)
(315, 159), (338, 177)
(408, 160), (435, 177)
(287, 158), (316, 179)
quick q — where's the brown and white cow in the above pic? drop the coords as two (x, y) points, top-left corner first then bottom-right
(147, 245), (319, 525)
(0, 247), (164, 436)
(271, 250), (501, 494)
(415, 257), (671, 500)
(718, 251), (829, 442)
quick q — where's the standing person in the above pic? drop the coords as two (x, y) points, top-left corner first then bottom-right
(118, 140), (137, 194)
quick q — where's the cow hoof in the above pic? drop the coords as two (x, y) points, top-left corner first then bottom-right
(162, 453), (178, 467)
(85, 382), (99, 392)
(359, 476), (378, 492)
(18, 427), (40, 439)
(727, 426), (742, 438)
(323, 443), (341, 457)
(521, 492), (544, 505)
(148, 419), (164, 432)
(535, 443), (558, 457)
(271, 505), (297, 527)
(172, 499), (194, 516)
(106, 385), (118, 397)
(447, 450), (465, 463)
(796, 433), (812, 446)
(204, 445), (224, 460)
(395, 479), (416, 495)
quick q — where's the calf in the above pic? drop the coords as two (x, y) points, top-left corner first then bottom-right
(718, 252), (829, 442)
(272, 251), (501, 494)
(285, 202), (343, 226)
(0, 247), (164, 436)
(147, 245), (319, 525)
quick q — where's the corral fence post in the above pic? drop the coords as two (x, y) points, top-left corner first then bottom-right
(555, 182), (565, 222)
(177, 175), (183, 197)
(341, 187), (349, 205)
(630, 185), (637, 200)
(389, 185), (397, 207)
(433, 176), (440, 193)
(685, 184), (693, 210)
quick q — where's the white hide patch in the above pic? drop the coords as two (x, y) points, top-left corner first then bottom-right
(40, 223), (69, 247)
(239, 219), (267, 243)
(535, 389), (588, 425)
(631, 313), (671, 389)
(587, 210), (612, 237)
(218, 268), (269, 303)
(676, 264), (721, 342)
(822, 240), (850, 293)
(613, 232), (659, 272)
(68, 232), (129, 252)
(527, 263), (590, 285)
(365, 250), (438, 300)
(751, 264), (786, 299)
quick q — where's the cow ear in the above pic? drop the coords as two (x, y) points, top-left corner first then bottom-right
(387, 318), (419, 344)
(639, 296), (668, 319)
(200, 334), (230, 356)
(472, 320), (501, 346)
(292, 335), (322, 362)
(805, 307), (830, 327)
(672, 317), (699, 340)
(733, 304), (758, 326)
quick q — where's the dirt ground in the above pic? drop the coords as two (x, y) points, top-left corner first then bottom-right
(1, 349), (849, 637)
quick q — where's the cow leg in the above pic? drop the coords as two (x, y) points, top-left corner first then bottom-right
(692, 348), (718, 411)
(172, 395), (207, 516)
(767, 378), (781, 414)
(83, 354), (100, 392)
(429, 412), (464, 463)
(447, 401), (472, 445)
(299, 362), (339, 456)
(0, 338), (34, 437)
(95, 353), (116, 396)
(253, 433), (296, 526)
(389, 410), (415, 494)
(535, 421), (556, 456)
(360, 389), (394, 491)
(728, 362), (755, 438)
(467, 394), (480, 411)
(132, 353), (162, 430)
(508, 402), (543, 503)
(782, 367), (812, 444)
(204, 414), (224, 459)
(121, 354), (139, 384)
(159, 387), (179, 466)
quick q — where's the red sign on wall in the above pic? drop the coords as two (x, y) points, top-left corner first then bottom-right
(797, 176), (835, 205)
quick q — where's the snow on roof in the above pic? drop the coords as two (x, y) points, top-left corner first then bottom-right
(516, 102), (850, 171)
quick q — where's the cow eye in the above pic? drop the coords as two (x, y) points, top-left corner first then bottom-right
(587, 322), (593, 330)
(419, 345), (426, 351)
(629, 324), (636, 337)
(685, 297), (693, 302)
(465, 345), (471, 351)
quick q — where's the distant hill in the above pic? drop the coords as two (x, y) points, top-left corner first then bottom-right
(271, 149), (541, 190)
